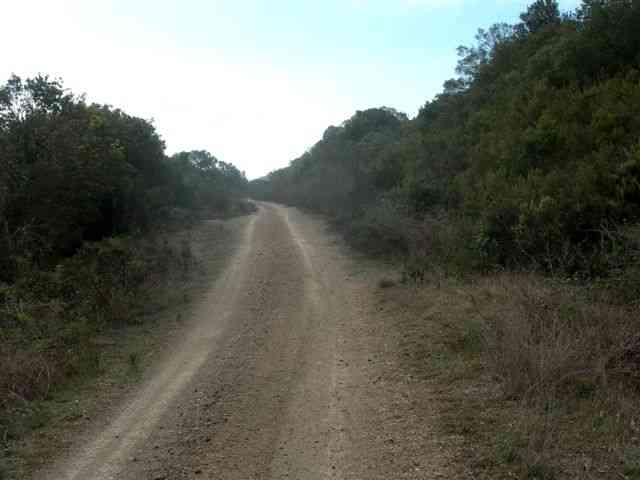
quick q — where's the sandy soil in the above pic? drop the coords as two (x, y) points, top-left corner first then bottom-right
(34, 203), (459, 480)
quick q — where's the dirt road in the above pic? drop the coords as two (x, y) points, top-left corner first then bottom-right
(38, 203), (456, 480)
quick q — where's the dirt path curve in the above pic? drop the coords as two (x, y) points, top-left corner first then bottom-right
(37, 203), (454, 480)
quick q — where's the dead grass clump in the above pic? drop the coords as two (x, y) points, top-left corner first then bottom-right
(475, 275), (638, 401)
(465, 274), (640, 477)
(388, 270), (640, 478)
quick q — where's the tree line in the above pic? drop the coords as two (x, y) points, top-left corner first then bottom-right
(0, 75), (248, 283)
(251, 0), (640, 277)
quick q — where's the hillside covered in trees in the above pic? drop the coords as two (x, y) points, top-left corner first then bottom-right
(252, 0), (640, 279)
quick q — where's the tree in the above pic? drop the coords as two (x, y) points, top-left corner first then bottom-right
(519, 0), (561, 33)
(455, 23), (515, 84)
(0, 75), (247, 281)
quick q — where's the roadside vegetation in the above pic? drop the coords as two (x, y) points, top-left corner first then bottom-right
(0, 76), (251, 476)
(251, 1), (640, 477)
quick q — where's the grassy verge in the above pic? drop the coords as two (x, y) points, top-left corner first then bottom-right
(379, 271), (640, 480)
(0, 215), (243, 478)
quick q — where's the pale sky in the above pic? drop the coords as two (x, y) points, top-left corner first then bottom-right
(2, 0), (581, 179)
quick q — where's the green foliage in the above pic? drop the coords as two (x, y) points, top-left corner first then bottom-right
(0, 234), (193, 443)
(252, 0), (640, 280)
(167, 150), (247, 213)
(519, 0), (561, 34)
(250, 107), (411, 216)
(336, 199), (413, 256)
(0, 76), (248, 283)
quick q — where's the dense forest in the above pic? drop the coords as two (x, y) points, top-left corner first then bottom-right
(0, 75), (248, 453)
(251, 0), (640, 281)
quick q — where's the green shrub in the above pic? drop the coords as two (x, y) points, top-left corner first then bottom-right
(339, 199), (413, 256)
(0, 233), (195, 445)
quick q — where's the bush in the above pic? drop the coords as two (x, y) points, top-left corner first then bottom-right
(338, 199), (413, 256)
(0, 233), (196, 443)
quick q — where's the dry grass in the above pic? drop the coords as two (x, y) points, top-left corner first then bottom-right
(474, 275), (639, 400)
(0, 226), (218, 476)
(382, 270), (640, 479)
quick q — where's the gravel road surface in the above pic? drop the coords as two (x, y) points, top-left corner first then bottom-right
(38, 203), (454, 480)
